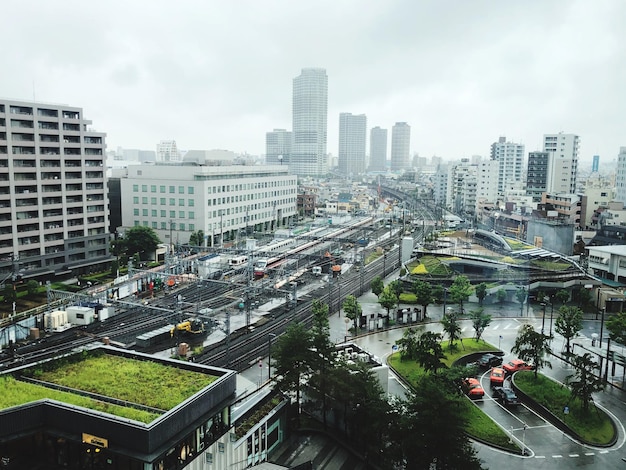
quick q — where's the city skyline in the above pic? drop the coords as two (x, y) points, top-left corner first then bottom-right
(2, 1), (625, 162)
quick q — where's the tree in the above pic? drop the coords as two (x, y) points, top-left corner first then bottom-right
(389, 279), (404, 304)
(474, 282), (488, 306)
(448, 275), (471, 314)
(415, 331), (446, 373)
(555, 289), (570, 306)
(26, 280), (39, 296)
(431, 284), (444, 304)
(396, 327), (421, 361)
(413, 280), (433, 319)
(469, 307), (491, 342)
(515, 288), (527, 316)
(441, 311), (462, 349)
(605, 312), (626, 382)
(271, 322), (313, 423)
(554, 306), (583, 356)
(308, 299), (333, 429)
(378, 285), (397, 317)
(511, 324), (552, 379)
(2, 284), (16, 304)
(576, 286), (592, 308)
(496, 288), (507, 305)
(124, 226), (161, 261)
(110, 259), (119, 277)
(370, 276), (384, 297)
(567, 353), (604, 413)
(342, 295), (362, 333)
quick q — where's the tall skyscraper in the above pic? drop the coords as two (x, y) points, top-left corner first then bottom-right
(338, 113), (367, 176)
(616, 148), (626, 204)
(592, 155), (599, 173)
(265, 129), (291, 165)
(490, 136), (524, 197)
(0, 99), (110, 279)
(291, 68), (328, 176)
(369, 126), (387, 172)
(543, 133), (579, 194)
(390, 122), (410, 172)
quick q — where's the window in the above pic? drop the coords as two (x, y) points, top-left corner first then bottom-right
(169, 198), (175, 205)
(133, 184), (138, 192)
(188, 211), (195, 219)
(161, 210), (166, 217)
(189, 224), (195, 231)
(141, 185), (147, 192)
(151, 209), (157, 217)
(160, 198), (166, 205)
(133, 208), (139, 216)
(169, 186), (175, 193)
(179, 223), (185, 230)
(160, 185), (166, 193)
(179, 199), (185, 206)
(179, 186), (184, 194)
(188, 186), (194, 194)
(179, 211), (185, 218)
(170, 210), (175, 218)
(142, 209), (148, 216)
(142, 197), (148, 204)
(151, 185), (156, 193)
(188, 199), (194, 207)
(151, 197), (157, 205)
(133, 196), (139, 204)
(161, 222), (167, 229)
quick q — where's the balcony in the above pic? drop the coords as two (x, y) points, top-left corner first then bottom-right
(40, 134), (59, 143)
(40, 160), (61, 168)
(12, 147), (35, 155)
(39, 121), (59, 130)
(38, 108), (58, 118)
(10, 106), (33, 116)
(62, 111), (80, 119)
(62, 123), (80, 132)
(40, 147), (60, 155)
(10, 119), (34, 129)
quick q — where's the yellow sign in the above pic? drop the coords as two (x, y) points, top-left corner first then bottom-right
(82, 433), (108, 448)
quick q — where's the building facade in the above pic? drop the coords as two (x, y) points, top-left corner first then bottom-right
(616, 147), (626, 205)
(490, 136), (524, 197)
(390, 122), (411, 172)
(0, 99), (110, 280)
(369, 126), (388, 172)
(265, 128), (291, 166)
(119, 164), (298, 247)
(157, 140), (181, 162)
(338, 113), (367, 176)
(291, 68), (328, 176)
(543, 133), (579, 194)
(526, 151), (550, 203)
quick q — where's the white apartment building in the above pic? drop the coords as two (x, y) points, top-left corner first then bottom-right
(338, 113), (367, 176)
(119, 165), (297, 247)
(291, 68), (328, 177)
(0, 99), (110, 280)
(156, 140), (180, 162)
(615, 147), (626, 204)
(265, 129), (291, 166)
(369, 126), (387, 172)
(476, 159), (499, 207)
(433, 164), (448, 207)
(490, 136), (524, 197)
(544, 133), (579, 194)
(390, 122), (411, 172)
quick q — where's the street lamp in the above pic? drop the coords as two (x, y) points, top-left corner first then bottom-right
(549, 301), (555, 337)
(267, 333), (277, 381)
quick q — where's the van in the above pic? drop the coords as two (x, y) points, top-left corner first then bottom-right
(311, 266), (322, 276)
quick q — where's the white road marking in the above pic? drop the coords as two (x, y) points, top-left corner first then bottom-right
(552, 455), (563, 458)
(569, 454), (579, 457)
(534, 455), (546, 459)
(584, 452), (595, 456)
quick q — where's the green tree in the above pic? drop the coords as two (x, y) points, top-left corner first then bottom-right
(308, 299), (333, 429)
(555, 289), (570, 306)
(448, 275), (471, 314)
(511, 324), (552, 379)
(110, 236), (128, 265)
(496, 288), (507, 305)
(389, 279), (404, 304)
(415, 331), (446, 373)
(342, 295), (362, 333)
(605, 312), (626, 381)
(515, 287), (527, 316)
(474, 282), (488, 306)
(396, 327), (421, 361)
(271, 322), (313, 423)
(567, 353), (604, 413)
(378, 285), (398, 317)
(124, 226), (161, 261)
(26, 280), (39, 296)
(413, 280), (433, 319)
(441, 311), (462, 349)
(431, 284), (444, 304)
(389, 375), (485, 469)
(554, 306), (583, 356)
(469, 307), (491, 342)
(110, 259), (119, 277)
(197, 230), (205, 247)
(370, 275), (384, 297)
(2, 284), (17, 304)
(576, 286), (592, 308)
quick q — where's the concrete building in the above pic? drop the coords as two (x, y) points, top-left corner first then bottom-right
(541, 193), (584, 228)
(543, 133), (579, 194)
(265, 129), (291, 166)
(490, 136), (524, 197)
(119, 164), (297, 248)
(476, 159), (499, 209)
(526, 218), (575, 256)
(291, 68), (328, 176)
(0, 99), (110, 280)
(369, 126), (388, 172)
(156, 140), (181, 162)
(616, 147), (626, 204)
(390, 122), (411, 172)
(526, 151), (550, 203)
(338, 113), (367, 176)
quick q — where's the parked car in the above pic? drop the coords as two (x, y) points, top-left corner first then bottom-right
(476, 353), (502, 369)
(492, 387), (519, 407)
(503, 359), (533, 374)
(462, 378), (485, 399)
(489, 367), (505, 388)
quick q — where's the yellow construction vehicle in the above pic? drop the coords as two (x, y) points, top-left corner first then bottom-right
(170, 319), (205, 337)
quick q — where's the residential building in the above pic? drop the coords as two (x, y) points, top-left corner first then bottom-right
(541, 193), (584, 228)
(0, 99), (110, 280)
(543, 133), (579, 194)
(616, 147), (626, 204)
(476, 159), (499, 209)
(369, 126), (388, 172)
(119, 164), (297, 247)
(490, 136), (524, 197)
(526, 151), (550, 203)
(390, 122), (411, 172)
(265, 128), (291, 166)
(291, 68), (328, 176)
(156, 140), (180, 162)
(296, 191), (316, 217)
(338, 113), (367, 176)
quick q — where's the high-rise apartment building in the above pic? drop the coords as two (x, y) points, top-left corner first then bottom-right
(592, 155), (599, 173)
(338, 113), (367, 176)
(543, 133), (579, 194)
(390, 122), (411, 172)
(291, 68), (328, 176)
(616, 147), (626, 205)
(369, 127), (387, 172)
(265, 129), (291, 166)
(156, 140), (180, 162)
(526, 151), (550, 203)
(490, 136), (524, 197)
(0, 99), (110, 280)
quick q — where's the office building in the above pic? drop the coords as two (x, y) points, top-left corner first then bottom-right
(120, 164), (297, 247)
(156, 140), (180, 162)
(616, 147), (626, 205)
(0, 99), (110, 280)
(543, 133), (579, 194)
(338, 113), (367, 176)
(369, 127), (387, 172)
(390, 122), (410, 172)
(291, 68), (328, 176)
(265, 128), (291, 166)
(490, 136), (524, 197)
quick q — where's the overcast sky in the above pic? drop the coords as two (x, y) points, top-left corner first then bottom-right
(3, 1), (625, 164)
